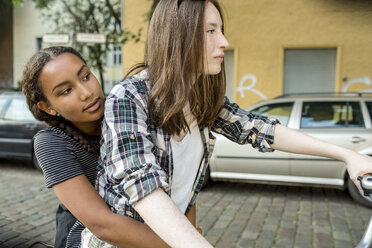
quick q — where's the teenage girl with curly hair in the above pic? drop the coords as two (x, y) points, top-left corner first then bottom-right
(22, 46), (170, 248)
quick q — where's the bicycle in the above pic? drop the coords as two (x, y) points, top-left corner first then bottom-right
(356, 176), (372, 248)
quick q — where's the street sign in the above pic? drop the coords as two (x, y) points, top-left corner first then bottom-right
(76, 33), (106, 43)
(42, 34), (69, 43)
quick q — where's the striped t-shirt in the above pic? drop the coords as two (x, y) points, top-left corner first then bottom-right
(34, 126), (100, 248)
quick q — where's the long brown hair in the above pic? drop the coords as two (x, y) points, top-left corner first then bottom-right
(127, 0), (226, 136)
(22, 46), (98, 153)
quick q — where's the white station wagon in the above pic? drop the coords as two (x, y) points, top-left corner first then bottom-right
(208, 93), (372, 208)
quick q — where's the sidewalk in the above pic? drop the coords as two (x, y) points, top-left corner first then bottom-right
(1, 161), (372, 248)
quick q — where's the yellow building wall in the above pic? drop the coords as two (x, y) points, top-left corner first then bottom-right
(13, 1), (50, 87)
(123, 0), (372, 108)
(123, 0), (152, 73)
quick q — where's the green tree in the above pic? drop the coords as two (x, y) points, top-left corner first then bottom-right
(13, 0), (142, 93)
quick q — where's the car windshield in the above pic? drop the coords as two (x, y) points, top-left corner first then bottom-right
(250, 102), (293, 126)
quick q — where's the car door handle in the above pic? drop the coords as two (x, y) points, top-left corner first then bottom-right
(351, 136), (366, 143)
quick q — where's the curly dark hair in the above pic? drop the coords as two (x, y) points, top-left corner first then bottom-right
(22, 46), (99, 153)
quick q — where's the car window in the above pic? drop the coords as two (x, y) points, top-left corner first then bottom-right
(0, 98), (8, 113)
(4, 98), (35, 121)
(365, 102), (372, 124)
(301, 101), (364, 128)
(250, 102), (293, 126)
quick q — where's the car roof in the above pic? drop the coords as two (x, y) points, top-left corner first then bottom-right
(247, 92), (372, 110)
(275, 92), (372, 100)
(0, 91), (25, 98)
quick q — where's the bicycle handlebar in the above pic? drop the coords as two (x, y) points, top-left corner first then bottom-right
(358, 176), (372, 198)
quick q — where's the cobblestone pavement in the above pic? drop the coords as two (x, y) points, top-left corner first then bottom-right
(1, 160), (372, 248)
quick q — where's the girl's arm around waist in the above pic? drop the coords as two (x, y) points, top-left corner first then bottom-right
(53, 175), (169, 248)
(134, 188), (212, 248)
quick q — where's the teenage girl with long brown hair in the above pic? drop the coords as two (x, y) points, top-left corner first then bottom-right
(82, 0), (372, 247)
(22, 46), (170, 247)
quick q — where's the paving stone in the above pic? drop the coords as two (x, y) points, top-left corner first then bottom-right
(1, 237), (28, 248)
(255, 238), (274, 248)
(334, 239), (354, 248)
(314, 232), (333, 246)
(314, 225), (332, 234)
(228, 223), (245, 233)
(350, 228), (365, 243)
(294, 234), (312, 246)
(205, 235), (219, 246)
(216, 233), (237, 248)
(0, 231), (20, 242)
(262, 223), (277, 232)
(22, 236), (53, 248)
(12, 223), (36, 233)
(275, 238), (294, 248)
(237, 238), (255, 248)
(206, 227), (224, 237)
(333, 231), (352, 241)
(0, 219), (11, 227)
(277, 226), (296, 239)
(294, 242), (313, 248)
(280, 219), (297, 228)
(241, 230), (259, 240)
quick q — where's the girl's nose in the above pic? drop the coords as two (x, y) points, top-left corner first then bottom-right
(79, 84), (93, 101)
(219, 34), (229, 49)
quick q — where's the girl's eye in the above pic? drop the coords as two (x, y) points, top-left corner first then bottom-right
(207, 29), (215, 34)
(83, 72), (91, 81)
(60, 88), (71, 95)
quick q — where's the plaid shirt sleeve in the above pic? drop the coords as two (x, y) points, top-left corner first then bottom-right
(101, 83), (169, 206)
(212, 97), (279, 152)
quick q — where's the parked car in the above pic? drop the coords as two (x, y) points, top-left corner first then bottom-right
(208, 93), (372, 207)
(0, 91), (46, 170)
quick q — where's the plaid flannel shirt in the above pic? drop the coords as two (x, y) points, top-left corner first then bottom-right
(83, 69), (278, 246)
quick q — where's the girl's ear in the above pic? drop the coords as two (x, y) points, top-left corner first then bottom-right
(37, 101), (58, 116)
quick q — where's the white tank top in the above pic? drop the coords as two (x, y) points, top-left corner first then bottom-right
(170, 119), (203, 214)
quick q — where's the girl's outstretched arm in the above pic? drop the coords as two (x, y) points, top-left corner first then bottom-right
(134, 188), (212, 248)
(53, 175), (169, 248)
(271, 124), (372, 187)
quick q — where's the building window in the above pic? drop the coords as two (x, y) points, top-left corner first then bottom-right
(106, 45), (122, 66)
(35, 37), (43, 51)
(104, 80), (114, 94)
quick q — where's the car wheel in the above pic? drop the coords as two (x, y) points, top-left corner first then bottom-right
(347, 177), (372, 208)
(201, 166), (210, 189)
(32, 153), (42, 172)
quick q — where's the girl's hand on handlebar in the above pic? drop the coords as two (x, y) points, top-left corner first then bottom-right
(346, 153), (372, 190)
